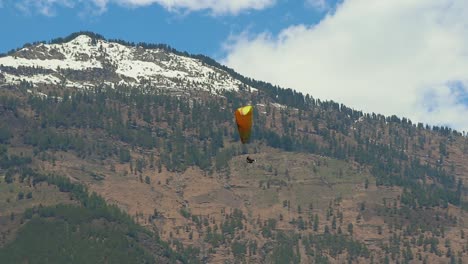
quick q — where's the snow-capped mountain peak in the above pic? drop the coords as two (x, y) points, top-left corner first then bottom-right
(0, 34), (249, 94)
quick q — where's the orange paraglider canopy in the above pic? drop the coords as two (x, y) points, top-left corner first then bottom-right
(235, 105), (253, 144)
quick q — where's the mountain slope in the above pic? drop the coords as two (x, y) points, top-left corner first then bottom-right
(0, 32), (467, 263)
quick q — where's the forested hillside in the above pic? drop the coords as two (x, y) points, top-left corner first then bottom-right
(0, 33), (467, 263)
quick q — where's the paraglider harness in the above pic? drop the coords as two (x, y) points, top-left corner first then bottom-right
(246, 156), (255, 164)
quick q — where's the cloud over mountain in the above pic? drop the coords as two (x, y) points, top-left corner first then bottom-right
(223, 0), (468, 131)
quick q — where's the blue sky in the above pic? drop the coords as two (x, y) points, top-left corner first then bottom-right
(1, 0), (468, 132)
(0, 0), (335, 58)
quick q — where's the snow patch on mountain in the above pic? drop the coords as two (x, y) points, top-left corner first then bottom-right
(0, 56), (101, 71)
(2, 72), (61, 85)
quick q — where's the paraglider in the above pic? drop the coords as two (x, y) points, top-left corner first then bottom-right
(246, 156), (255, 163)
(235, 105), (254, 163)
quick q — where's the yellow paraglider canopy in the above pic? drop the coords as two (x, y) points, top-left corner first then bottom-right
(235, 105), (253, 144)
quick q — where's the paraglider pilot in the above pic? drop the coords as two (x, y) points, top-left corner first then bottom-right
(235, 105), (255, 164)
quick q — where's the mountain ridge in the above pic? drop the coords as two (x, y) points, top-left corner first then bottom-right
(0, 32), (251, 95)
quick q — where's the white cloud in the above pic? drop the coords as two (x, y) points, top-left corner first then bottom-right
(123, 0), (276, 15)
(116, 0), (275, 15)
(223, 0), (468, 132)
(15, 0), (76, 16)
(306, 0), (328, 11)
(12, 0), (275, 15)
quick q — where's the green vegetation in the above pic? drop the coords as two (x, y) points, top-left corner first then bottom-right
(266, 232), (301, 264)
(303, 233), (369, 260)
(0, 207), (155, 264)
(0, 171), (200, 264)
